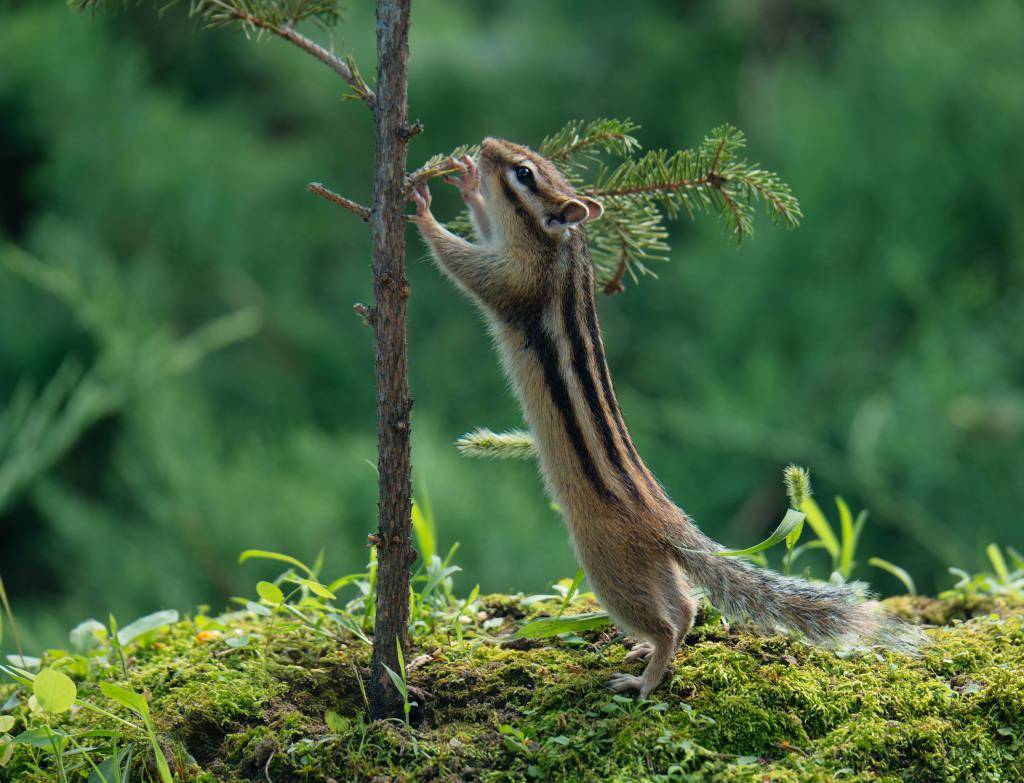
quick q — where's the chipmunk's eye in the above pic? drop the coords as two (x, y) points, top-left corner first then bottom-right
(514, 166), (534, 184)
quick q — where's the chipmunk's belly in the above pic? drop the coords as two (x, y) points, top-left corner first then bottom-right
(491, 319), (681, 636)
(562, 507), (678, 638)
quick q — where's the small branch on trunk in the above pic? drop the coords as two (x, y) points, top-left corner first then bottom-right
(353, 302), (376, 326)
(400, 120), (425, 140)
(307, 182), (372, 222)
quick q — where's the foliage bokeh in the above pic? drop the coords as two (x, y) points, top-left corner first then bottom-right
(1, 0), (1022, 649)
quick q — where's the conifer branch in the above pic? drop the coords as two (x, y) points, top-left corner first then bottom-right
(70, 0), (375, 106)
(411, 121), (801, 292)
(307, 182), (371, 221)
(539, 118), (641, 164)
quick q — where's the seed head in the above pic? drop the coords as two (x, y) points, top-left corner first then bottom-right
(783, 464), (813, 508)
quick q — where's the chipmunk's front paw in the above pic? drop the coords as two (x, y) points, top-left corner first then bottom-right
(443, 154), (481, 202)
(608, 673), (644, 695)
(409, 183), (434, 224)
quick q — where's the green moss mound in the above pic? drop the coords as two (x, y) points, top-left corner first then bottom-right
(2, 594), (1022, 782)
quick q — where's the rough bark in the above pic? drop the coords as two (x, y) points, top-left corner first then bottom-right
(368, 0), (415, 719)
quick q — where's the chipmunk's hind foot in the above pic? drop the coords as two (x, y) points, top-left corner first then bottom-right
(609, 632), (678, 699)
(608, 672), (645, 695)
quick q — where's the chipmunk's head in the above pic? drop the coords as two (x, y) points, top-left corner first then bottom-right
(478, 137), (603, 244)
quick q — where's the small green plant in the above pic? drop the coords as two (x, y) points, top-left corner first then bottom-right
(782, 465), (811, 575)
(499, 723), (534, 757)
(106, 616), (128, 680)
(381, 638), (418, 752)
(452, 584), (480, 652)
(238, 549), (372, 645)
(945, 543), (1024, 599)
(32, 668), (76, 783)
(0, 713), (15, 769)
(0, 604), (182, 782)
(0, 661), (162, 783)
(98, 682), (173, 783)
(787, 491), (866, 580)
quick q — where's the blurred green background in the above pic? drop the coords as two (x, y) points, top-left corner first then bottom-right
(1, 0), (1021, 651)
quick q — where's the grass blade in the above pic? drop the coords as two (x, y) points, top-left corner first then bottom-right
(238, 550), (314, 579)
(687, 508), (805, 558)
(0, 576), (23, 660)
(869, 557), (917, 596)
(987, 543), (1010, 584)
(515, 612), (611, 639)
(836, 496), (856, 578)
(801, 498), (840, 561)
(382, 664), (407, 700)
(556, 569), (585, 619)
(411, 500), (436, 564)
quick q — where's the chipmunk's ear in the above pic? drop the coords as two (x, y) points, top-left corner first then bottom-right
(579, 196), (604, 222)
(554, 200), (590, 228)
(554, 197), (604, 229)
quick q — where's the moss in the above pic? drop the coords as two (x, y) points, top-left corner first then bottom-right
(2, 594), (1022, 782)
(882, 594), (1022, 625)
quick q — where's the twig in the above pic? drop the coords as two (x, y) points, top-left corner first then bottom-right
(603, 246), (629, 296)
(776, 741), (810, 757)
(548, 131), (631, 162)
(710, 174), (745, 242)
(591, 178), (747, 242)
(406, 653), (432, 672)
(401, 120), (424, 140)
(307, 182), (372, 221)
(732, 172), (802, 227)
(218, 3), (376, 106)
(353, 302), (375, 326)
(279, 24), (375, 105)
(591, 139), (725, 201)
(708, 136), (727, 177)
(590, 173), (716, 200)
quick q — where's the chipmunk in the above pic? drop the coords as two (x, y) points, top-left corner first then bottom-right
(410, 138), (920, 697)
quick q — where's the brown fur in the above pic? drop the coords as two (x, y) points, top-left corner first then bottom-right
(410, 138), (920, 698)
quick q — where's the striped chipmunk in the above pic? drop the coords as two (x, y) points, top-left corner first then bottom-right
(410, 137), (921, 698)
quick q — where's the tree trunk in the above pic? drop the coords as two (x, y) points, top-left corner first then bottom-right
(368, 0), (415, 719)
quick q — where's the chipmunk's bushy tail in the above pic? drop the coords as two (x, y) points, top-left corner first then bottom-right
(673, 525), (923, 654)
